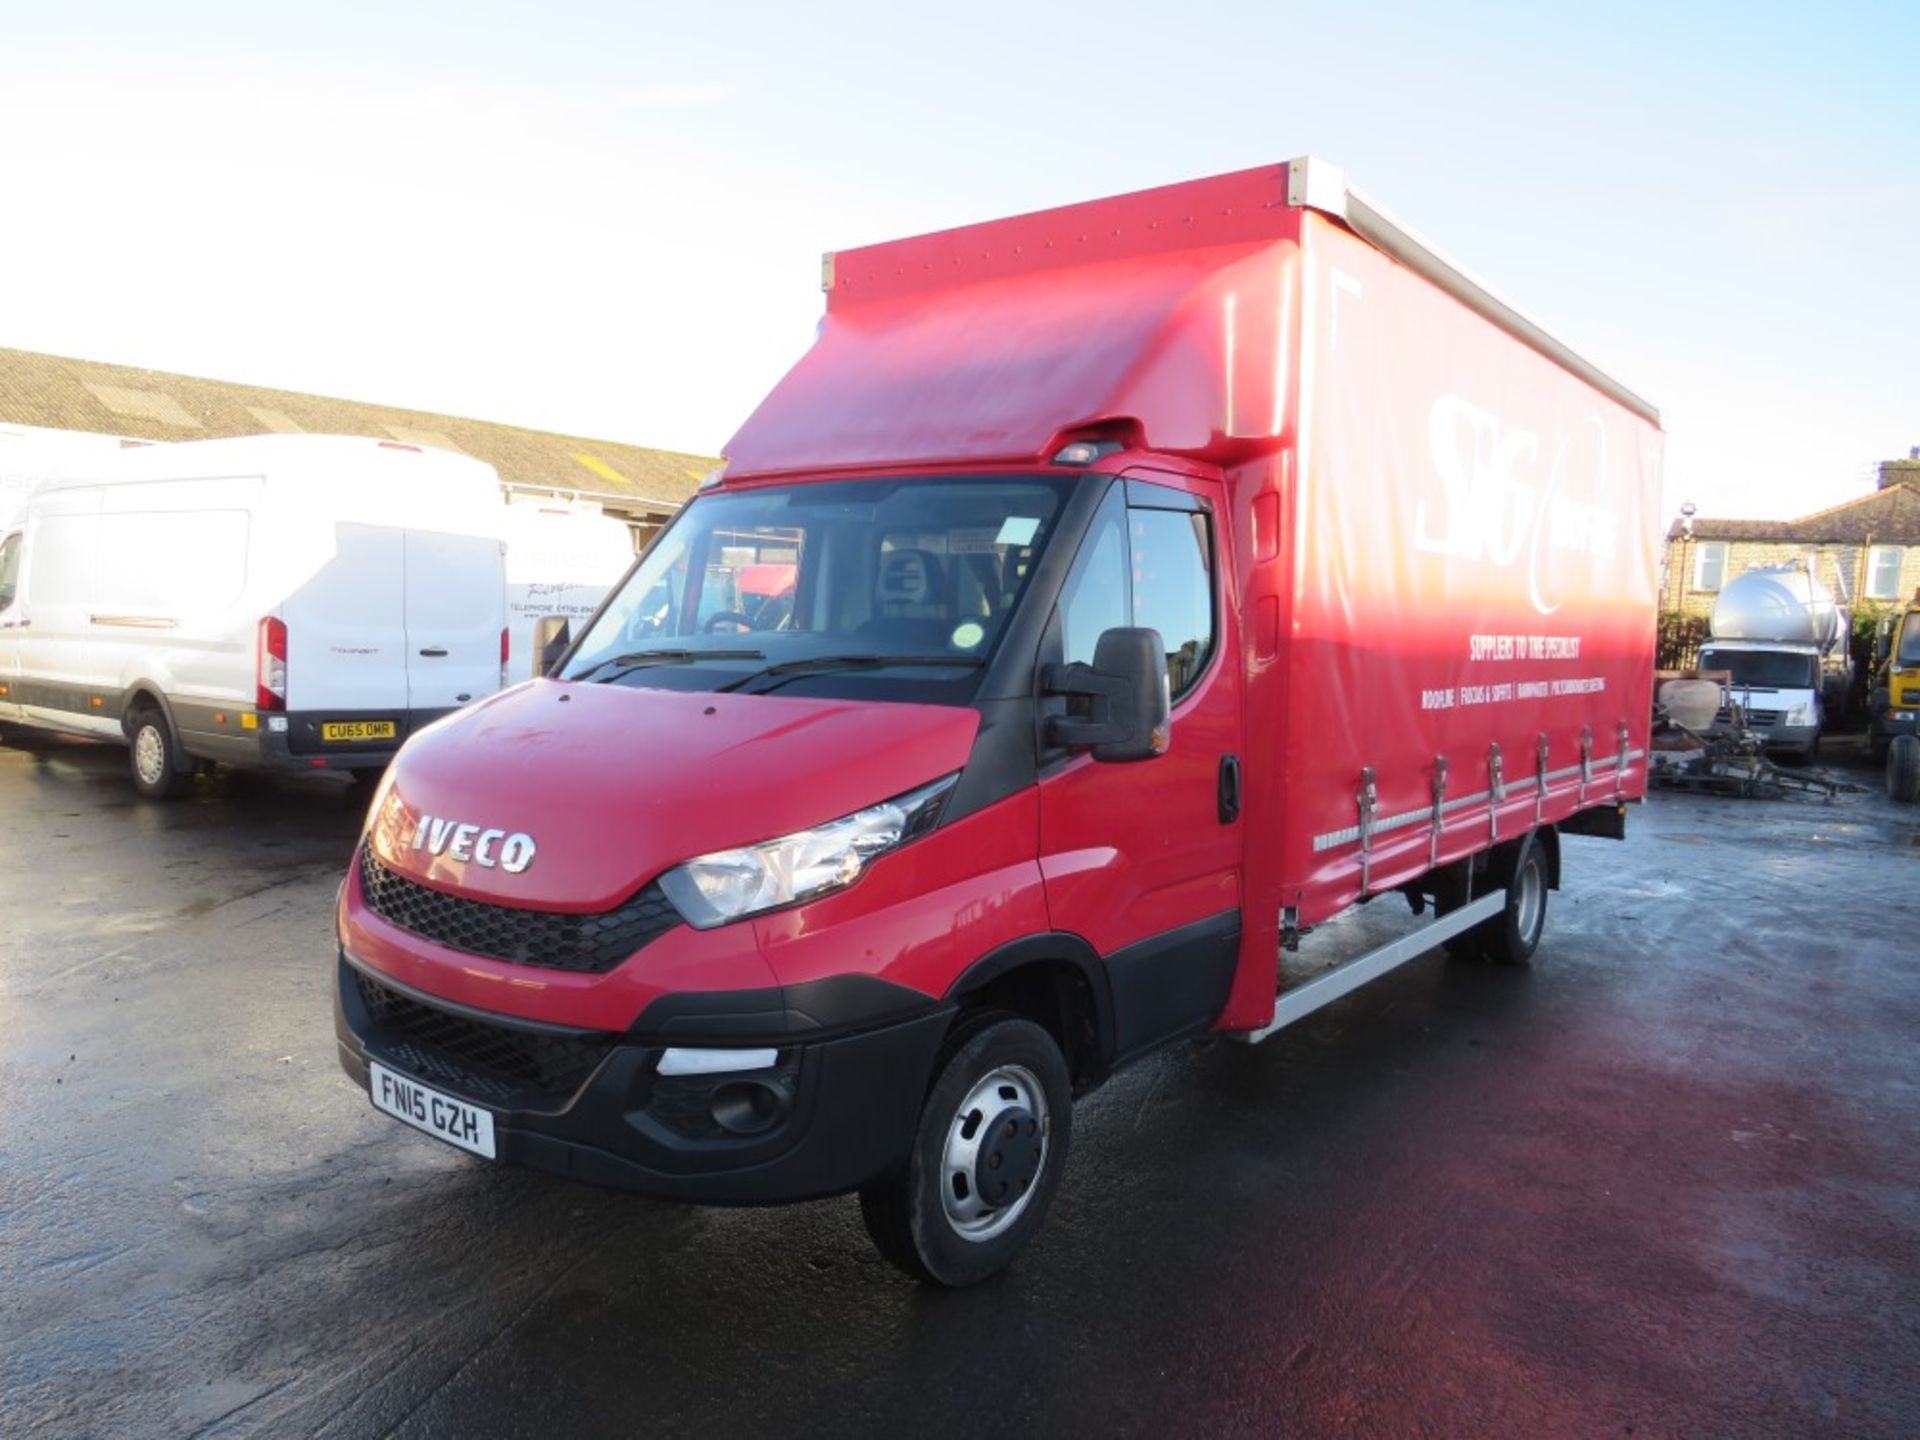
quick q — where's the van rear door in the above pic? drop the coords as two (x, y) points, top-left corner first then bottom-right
(404, 528), (504, 712)
(282, 522), (410, 716)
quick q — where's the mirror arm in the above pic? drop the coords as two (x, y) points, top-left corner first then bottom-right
(1040, 662), (1135, 748)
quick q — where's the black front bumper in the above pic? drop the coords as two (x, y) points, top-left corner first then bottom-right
(334, 953), (954, 1204)
(1871, 707), (1919, 748)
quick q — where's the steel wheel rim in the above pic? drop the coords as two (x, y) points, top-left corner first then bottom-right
(133, 725), (167, 787)
(939, 1062), (1049, 1242)
(1515, 856), (1544, 943)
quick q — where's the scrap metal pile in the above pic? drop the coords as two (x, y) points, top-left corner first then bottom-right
(1650, 676), (1851, 800)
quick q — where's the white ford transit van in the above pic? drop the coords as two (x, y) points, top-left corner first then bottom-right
(0, 435), (508, 797)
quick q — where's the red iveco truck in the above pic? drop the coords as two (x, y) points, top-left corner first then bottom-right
(336, 158), (1663, 1284)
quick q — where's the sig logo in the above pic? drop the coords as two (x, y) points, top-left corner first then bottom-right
(411, 814), (537, 873)
(1415, 395), (1620, 616)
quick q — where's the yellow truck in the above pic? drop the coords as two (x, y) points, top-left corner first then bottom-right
(1873, 589), (1920, 800)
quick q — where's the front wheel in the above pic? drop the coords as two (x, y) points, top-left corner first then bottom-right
(858, 1014), (1072, 1287)
(1890, 734), (1920, 805)
(128, 706), (191, 800)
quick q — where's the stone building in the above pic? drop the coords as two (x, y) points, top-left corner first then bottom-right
(0, 347), (714, 548)
(1660, 455), (1920, 620)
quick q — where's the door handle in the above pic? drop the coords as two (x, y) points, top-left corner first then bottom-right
(418, 647), (449, 658)
(1218, 753), (1242, 824)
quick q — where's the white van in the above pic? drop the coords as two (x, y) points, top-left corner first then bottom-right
(498, 496), (635, 676)
(0, 435), (509, 797)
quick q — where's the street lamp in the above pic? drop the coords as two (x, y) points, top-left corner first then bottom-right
(1674, 502), (1698, 609)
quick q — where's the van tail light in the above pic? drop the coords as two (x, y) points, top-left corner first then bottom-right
(500, 626), (511, 688)
(257, 617), (288, 712)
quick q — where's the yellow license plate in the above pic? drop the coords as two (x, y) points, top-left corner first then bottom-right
(321, 720), (397, 743)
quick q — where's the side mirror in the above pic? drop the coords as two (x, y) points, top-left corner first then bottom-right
(533, 616), (572, 677)
(1042, 626), (1171, 762)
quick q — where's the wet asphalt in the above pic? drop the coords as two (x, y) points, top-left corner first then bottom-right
(2, 731), (1918, 1439)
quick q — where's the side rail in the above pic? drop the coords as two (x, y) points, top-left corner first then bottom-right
(1231, 729), (1640, 1045)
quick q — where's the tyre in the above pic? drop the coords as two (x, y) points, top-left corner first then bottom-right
(1481, 835), (1550, 965)
(858, 1013), (1072, 1287)
(1890, 734), (1920, 805)
(128, 705), (191, 800)
(1451, 834), (1550, 967)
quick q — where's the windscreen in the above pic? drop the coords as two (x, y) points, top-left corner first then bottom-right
(560, 475), (1070, 702)
(1898, 618), (1920, 669)
(1699, 647), (1818, 689)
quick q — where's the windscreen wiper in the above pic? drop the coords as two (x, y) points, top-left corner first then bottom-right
(714, 653), (986, 696)
(574, 648), (765, 683)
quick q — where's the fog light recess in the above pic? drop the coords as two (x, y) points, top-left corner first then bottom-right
(710, 1079), (791, 1136)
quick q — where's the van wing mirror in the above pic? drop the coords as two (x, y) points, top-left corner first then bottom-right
(533, 616), (572, 677)
(1042, 626), (1171, 762)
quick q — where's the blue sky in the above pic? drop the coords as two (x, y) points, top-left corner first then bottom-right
(1, 0), (1914, 520)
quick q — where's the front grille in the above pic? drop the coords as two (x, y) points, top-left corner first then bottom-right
(358, 849), (680, 973)
(355, 968), (615, 1104)
(1717, 706), (1783, 728)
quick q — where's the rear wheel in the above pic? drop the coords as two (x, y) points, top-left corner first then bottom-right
(858, 1014), (1071, 1287)
(1448, 834), (1550, 967)
(1890, 734), (1920, 805)
(128, 705), (191, 800)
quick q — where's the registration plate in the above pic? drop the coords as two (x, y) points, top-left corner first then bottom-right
(369, 1062), (497, 1159)
(322, 720), (397, 742)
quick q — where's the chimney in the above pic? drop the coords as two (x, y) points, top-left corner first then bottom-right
(1879, 452), (1920, 490)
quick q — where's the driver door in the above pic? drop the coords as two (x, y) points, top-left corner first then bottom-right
(1036, 472), (1244, 1065)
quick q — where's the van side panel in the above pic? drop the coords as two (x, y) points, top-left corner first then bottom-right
(14, 485), (118, 737)
(95, 476), (259, 728)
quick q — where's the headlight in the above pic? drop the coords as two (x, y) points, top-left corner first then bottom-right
(659, 774), (958, 929)
(1783, 702), (1814, 726)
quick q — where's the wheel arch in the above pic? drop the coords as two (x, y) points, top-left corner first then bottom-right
(119, 682), (180, 741)
(945, 934), (1115, 1095)
(1536, 824), (1562, 890)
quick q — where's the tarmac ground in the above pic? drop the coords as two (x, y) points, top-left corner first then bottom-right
(2, 727), (1917, 1438)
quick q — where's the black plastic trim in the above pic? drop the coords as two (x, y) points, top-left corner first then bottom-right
(946, 931), (1118, 1086)
(628, 972), (950, 1044)
(1560, 804), (1629, 841)
(341, 949), (604, 1039)
(1103, 909), (1240, 1065)
(1124, 477), (1210, 512)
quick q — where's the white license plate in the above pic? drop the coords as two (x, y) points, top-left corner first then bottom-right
(369, 1061), (497, 1159)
